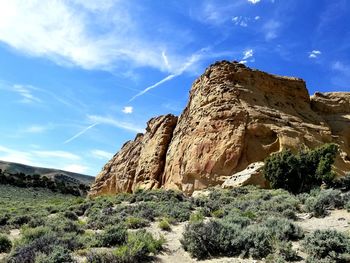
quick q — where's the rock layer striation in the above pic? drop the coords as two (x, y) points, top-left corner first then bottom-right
(89, 61), (350, 196)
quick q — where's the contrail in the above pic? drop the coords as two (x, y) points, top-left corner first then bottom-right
(64, 123), (98, 144)
(129, 74), (176, 102)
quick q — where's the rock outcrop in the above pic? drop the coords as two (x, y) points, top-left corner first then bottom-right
(89, 61), (350, 197)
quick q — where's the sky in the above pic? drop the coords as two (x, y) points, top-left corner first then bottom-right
(0, 0), (349, 176)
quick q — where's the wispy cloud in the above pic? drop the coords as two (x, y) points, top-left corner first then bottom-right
(247, 0), (261, 4)
(263, 20), (280, 40)
(309, 50), (322, 59)
(12, 85), (41, 104)
(23, 125), (49, 134)
(122, 106), (133, 114)
(129, 48), (210, 101)
(0, 1), (197, 73)
(91, 149), (113, 160)
(239, 49), (255, 64)
(87, 115), (145, 133)
(64, 123), (98, 144)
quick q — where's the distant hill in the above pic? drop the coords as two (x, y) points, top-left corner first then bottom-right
(0, 160), (94, 196)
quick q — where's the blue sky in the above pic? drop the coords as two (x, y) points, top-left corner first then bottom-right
(0, 0), (349, 176)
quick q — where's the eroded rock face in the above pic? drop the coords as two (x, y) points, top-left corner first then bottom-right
(89, 61), (350, 197)
(88, 114), (177, 197)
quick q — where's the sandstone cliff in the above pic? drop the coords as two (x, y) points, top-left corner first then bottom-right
(89, 61), (350, 197)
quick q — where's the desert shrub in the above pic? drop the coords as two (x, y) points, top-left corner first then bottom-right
(328, 173), (350, 191)
(130, 189), (185, 203)
(240, 225), (273, 259)
(8, 233), (57, 263)
(87, 213), (121, 230)
(264, 144), (338, 193)
(123, 203), (157, 221)
(158, 218), (171, 231)
(125, 230), (165, 260)
(0, 214), (10, 226)
(0, 234), (12, 253)
(222, 213), (251, 227)
(8, 215), (32, 227)
(302, 229), (350, 261)
(97, 225), (127, 247)
(157, 201), (192, 222)
(181, 220), (242, 259)
(21, 226), (51, 243)
(87, 231), (164, 263)
(274, 241), (299, 261)
(46, 216), (84, 234)
(125, 216), (148, 229)
(211, 209), (225, 218)
(86, 250), (118, 263)
(35, 246), (75, 263)
(63, 211), (78, 221)
(189, 211), (204, 223)
(262, 217), (304, 241)
(305, 189), (344, 217)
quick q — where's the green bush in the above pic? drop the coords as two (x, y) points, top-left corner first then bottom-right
(189, 212), (204, 223)
(240, 225), (273, 259)
(264, 144), (338, 193)
(0, 234), (12, 253)
(181, 220), (242, 259)
(302, 229), (350, 261)
(98, 225), (127, 247)
(125, 216), (148, 229)
(262, 217), (304, 241)
(158, 218), (171, 231)
(35, 246), (75, 263)
(305, 189), (344, 217)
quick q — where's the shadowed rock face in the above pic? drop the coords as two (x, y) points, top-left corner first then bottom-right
(89, 114), (177, 197)
(89, 61), (350, 197)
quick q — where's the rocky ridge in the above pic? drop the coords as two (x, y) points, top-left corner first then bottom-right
(89, 61), (350, 197)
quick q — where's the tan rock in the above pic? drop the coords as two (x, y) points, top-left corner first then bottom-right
(89, 61), (350, 197)
(222, 162), (267, 189)
(88, 114), (177, 197)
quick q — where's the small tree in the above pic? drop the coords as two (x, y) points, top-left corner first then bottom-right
(264, 144), (338, 193)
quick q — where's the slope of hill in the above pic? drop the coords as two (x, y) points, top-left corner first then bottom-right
(0, 160), (94, 196)
(0, 160), (94, 185)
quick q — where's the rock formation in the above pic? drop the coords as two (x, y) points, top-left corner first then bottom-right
(89, 61), (350, 197)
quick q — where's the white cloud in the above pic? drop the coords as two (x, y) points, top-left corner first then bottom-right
(91, 150), (113, 160)
(247, 0), (261, 4)
(63, 164), (89, 174)
(0, 0), (193, 72)
(255, 16), (261, 20)
(23, 125), (48, 133)
(87, 115), (145, 133)
(309, 50), (322, 58)
(263, 20), (280, 40)
(122, 106), (133, 114)
(242, 49), (254, 60)
(332, 61), (350, 73)
(12, 84), (41, 104)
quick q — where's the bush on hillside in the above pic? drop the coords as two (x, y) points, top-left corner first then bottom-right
(264, 144), (338, 193)
(97, 225), (127, 247)
(302, 229), (350, 261)
(305, 189), (344, 217)
(0, 234), (12, 253)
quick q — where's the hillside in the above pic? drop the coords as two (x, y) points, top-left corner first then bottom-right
(0, 160), (94, 185)
(0, 160), (94, 196)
